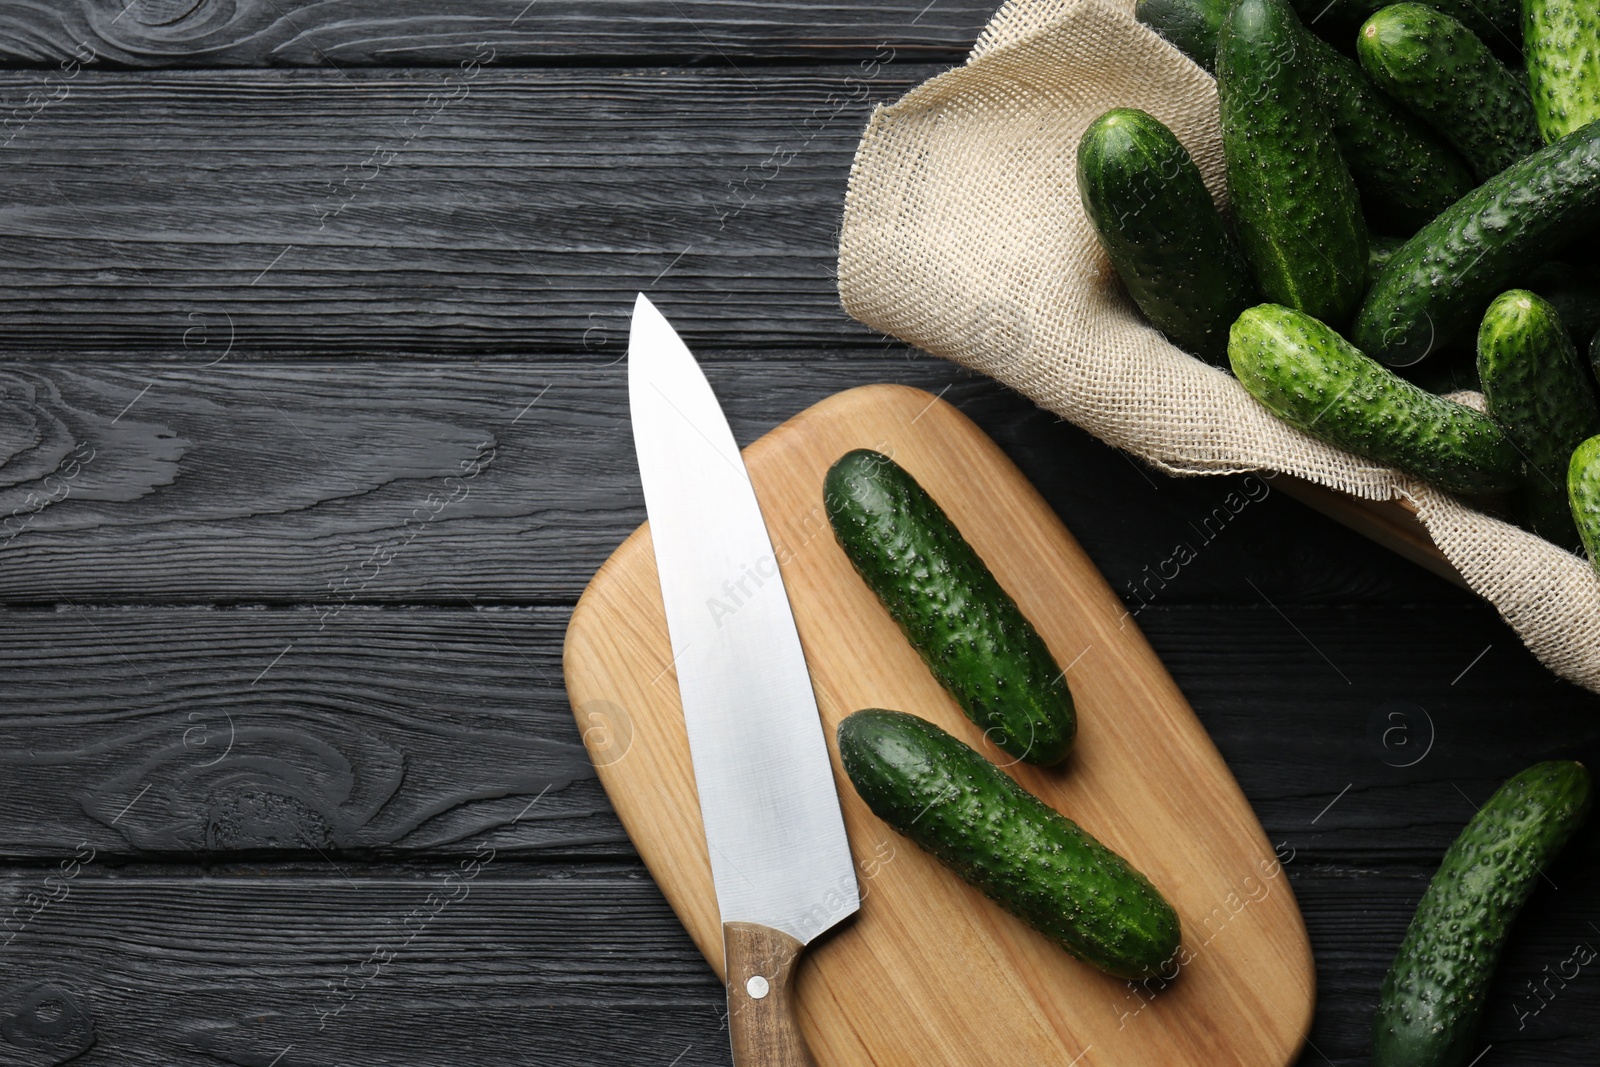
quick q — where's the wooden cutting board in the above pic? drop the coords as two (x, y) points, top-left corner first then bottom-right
(563, 384), (1314, 1066)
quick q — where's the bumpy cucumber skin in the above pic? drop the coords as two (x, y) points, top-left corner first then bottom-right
(1570, 435), (1600, 570)
(1131, 1), (1473, 234)
(1357, 4), (1543, 181)
(824, 450), (1075, 766)
(1077, 109), (1257, 364)
(1372, 761), (1591, 1067)
(1368, 234), (1408, 279)
(1230, 304), (1519, 494)
(837, 709), (1181, 980)
(1133, 0), (1475, 233)
(1310, 35), (1475, 232)
(1477, 290), (1599, 547)
(1525, 0), (1600, 141)
(1136, 0), (1230, 72)
(1353, 121), (1600, 366)
(1218, 0), (1368, 325)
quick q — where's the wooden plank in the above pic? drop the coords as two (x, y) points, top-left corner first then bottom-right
(0, 358), (1474, 606)
(0, 67), (933, 356)
(0, 1), (990, 68)
(0, 605), (628, 859)
(0, 865), (728, 1067)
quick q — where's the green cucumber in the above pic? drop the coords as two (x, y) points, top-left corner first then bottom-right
(823, 449), (1076, 766)
(1525, 0), (1600, 141)
(1477, 290), (1599, 546)
(1353, 122), (1600, 366)
(1136, 0), (1230, 72)
(1138, 0), (1475, 232)
(1230, 304), (1519, 494)
(1357, 4), (1543, 181)
(1309, 35), (1475, 233)
(1218, 0), (1368, 324)
(1077, 109), (1257, 364)
(1137, 0), (1475, 234)
(1572, 435), (1600, 568)
(837, 709), (1180, 980)
(1288, 0), (1519, 57)
(1372, 760), (1591, 1066)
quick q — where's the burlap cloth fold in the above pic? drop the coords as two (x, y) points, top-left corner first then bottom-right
(838, 0), (1600, 692)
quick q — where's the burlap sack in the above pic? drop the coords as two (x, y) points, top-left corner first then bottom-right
(838, 0), (1600, 693)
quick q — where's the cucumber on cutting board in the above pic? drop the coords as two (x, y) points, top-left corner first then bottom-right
(837, 709), (1181, 981)
(1357, 3), (1542, 181)
(1230, 303), (1519, 494)
(1525, 0), (1600, 141)
(824, 449), (1076, 766)
(1372, 760), (1591, 1066)
(1353, 121), (1600, 366)
(1217, 0), (1368, 324)
(1077, 108), (1257, 364)
(1477, 289), (1600, 547)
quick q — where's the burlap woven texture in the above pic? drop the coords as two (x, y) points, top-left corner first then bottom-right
(837, 0), (1600, 692)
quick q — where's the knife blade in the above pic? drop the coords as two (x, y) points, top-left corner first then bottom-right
(628, 293), (859, 1066)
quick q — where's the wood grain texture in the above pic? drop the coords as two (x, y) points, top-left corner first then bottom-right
(0, 864), (730, 1067)
(0, 66), (926, 357)
(0, 0), (991, 67)
(565, 384), (1315, 1066)
(0, 605), (623, 858)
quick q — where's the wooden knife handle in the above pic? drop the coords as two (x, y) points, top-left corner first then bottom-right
(723, 921), (817, 1067)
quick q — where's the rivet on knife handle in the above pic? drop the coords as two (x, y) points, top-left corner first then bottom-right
(724, 922), (817, 1067)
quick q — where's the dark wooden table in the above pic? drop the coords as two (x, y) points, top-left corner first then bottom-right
(0, 3), (1596, 1064)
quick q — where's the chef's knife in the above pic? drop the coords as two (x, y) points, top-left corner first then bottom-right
(628, 293), (859, 1066)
